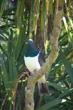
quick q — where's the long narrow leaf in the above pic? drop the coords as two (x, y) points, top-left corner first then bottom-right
(60, 50), (73, 84)
(37, 98), (62, 110)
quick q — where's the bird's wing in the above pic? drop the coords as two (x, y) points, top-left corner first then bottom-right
(38, 51), (45, 67)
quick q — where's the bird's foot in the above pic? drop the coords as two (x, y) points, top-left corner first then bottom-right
(25, 72), (33, 77)
(25, 72), (29, 77)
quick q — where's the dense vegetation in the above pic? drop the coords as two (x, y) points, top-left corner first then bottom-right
(0, 0), (73, 110)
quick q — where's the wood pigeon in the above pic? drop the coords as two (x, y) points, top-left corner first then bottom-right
(24, 39), (50, 96)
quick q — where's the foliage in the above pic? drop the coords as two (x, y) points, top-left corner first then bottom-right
(0, 0), (73, 110)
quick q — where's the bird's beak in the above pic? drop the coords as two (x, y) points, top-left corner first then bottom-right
(25, 42), (28, 44)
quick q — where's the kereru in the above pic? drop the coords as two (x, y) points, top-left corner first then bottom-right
(24, 39), (50, 96)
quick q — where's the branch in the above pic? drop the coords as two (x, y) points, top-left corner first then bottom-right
(25, 0), (64, 110)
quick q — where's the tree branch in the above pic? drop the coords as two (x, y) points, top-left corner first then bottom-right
(25, 0), (64, 110)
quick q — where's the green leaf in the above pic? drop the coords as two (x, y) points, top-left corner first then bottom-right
(2, 44), (7, 51)
(60, 50), (73, 84)
(1, 59), (10, 90)
(69, 32), (73, 47)
(37, 98), (62, 110)
(0, 0), (8, 17)
(48, 82), (66, 91)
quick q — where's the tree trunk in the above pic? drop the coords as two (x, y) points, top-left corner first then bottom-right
(25, 0), (64, 110)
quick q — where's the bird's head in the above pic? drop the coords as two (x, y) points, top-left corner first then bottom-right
(24, 39), (39, 57)
(25, 39), (36, 51)
(25, 39), (34, 44)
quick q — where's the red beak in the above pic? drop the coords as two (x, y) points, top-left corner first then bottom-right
(25, 42), (28, 44)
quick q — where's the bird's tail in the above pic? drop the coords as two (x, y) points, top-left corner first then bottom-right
(38, 82), (50, 96)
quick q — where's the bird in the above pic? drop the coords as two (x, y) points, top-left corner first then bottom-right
(24, 39), (50, 96)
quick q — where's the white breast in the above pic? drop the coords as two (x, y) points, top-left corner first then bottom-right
(24, 54), (41, 73)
